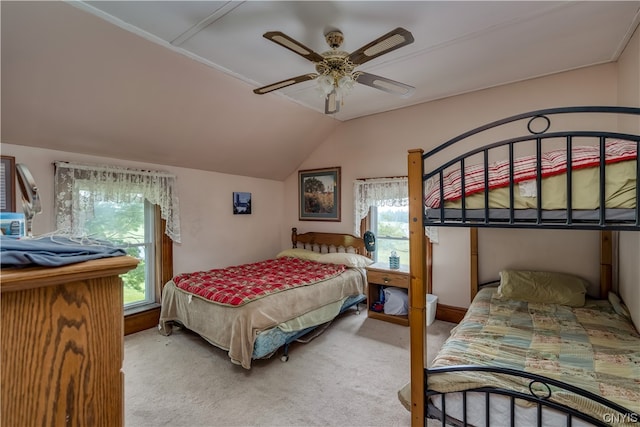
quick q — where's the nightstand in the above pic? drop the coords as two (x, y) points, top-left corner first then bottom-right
(366, 262), (410, 326)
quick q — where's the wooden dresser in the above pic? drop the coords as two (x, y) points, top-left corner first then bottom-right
(1, 255), (138, 427)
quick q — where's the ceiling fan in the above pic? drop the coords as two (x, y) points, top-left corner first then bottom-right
(253, 27), (415, 114)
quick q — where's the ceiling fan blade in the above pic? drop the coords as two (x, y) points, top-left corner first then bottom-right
(263, 31), (325, 63)
(325, 89), (340, 114)
(253, 73), (319, 95)
(347, 27), (414, 66)
(356, 72), (415, 98)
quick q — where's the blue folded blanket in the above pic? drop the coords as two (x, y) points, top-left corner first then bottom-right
(1, 235), (127, 267)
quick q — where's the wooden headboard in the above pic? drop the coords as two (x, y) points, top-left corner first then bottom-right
(291, 228), (370, 258)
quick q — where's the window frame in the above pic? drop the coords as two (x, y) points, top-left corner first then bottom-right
(123, 207), (172, 334)
(122, 200), (156, 313)
(362, 205), (410, 264)
(124, 205), (173, 315)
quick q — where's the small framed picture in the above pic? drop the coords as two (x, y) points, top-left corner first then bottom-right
(233, 192), (252, 215)
(1, 155), (16, 212)
(298, 166), (341, 221)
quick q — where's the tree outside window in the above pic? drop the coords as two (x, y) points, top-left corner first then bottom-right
(81, 192), (154, 307)
(371, 205), (409, 266)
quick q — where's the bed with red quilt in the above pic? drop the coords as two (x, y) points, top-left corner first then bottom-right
(159, 228), (371, 369)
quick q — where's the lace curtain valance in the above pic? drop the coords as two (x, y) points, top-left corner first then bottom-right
(54, 161), (181, 243)
(353, 176), (438, 243)
(353, 177), (408, 236)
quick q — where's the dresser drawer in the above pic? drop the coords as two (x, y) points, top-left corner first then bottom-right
(367, 269), (409, 289)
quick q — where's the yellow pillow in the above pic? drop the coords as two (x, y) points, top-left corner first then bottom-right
(275, 248), (322, 262)
(317, 252), (374, 268)
(497, 269), (588, 307)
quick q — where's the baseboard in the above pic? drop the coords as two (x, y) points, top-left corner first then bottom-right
(125, 306), (161, 335)
(122, 304), (465, 333)
(436, 303), (466, 324)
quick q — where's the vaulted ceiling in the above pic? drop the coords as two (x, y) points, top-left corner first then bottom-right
(2, 1), (639, 180)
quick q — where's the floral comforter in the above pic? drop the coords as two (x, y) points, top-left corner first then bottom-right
(428, 287), (640, 424)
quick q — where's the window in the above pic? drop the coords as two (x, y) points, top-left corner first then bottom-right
(369, 205), (409, 265)
(353, 176), (409, 263)
(54, 161), (180, 315)
(81, 194), (156, 310)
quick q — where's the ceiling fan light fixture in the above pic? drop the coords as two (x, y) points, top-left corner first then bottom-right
(315, 73), (356, 108)
(255, 27), (415, 115)
(317, 75), (334, 96)
(337, 75), (355, 90)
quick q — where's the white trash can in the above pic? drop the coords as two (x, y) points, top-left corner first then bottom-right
(426, 294), (438, 326)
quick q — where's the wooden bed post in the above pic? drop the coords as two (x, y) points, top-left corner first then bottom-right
(408, 149), (426, 427)
(600, 230), (613, 297)
(426, 237), (433, 295)
(291, 227), (298, 248)
(470, 228), (479, 301)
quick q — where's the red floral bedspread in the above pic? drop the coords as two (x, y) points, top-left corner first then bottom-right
(172, 257), (346, 306)
(425, 139), (637, 208)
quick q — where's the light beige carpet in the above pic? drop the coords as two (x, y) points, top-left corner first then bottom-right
(124, 308), (455, 427)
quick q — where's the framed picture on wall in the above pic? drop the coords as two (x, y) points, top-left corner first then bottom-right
(298, 166), (341, 221)
(1, 155), (16, 213)
(233, 192), (252, 214)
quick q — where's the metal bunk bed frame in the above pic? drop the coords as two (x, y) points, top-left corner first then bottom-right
(406, 106), (640, 427)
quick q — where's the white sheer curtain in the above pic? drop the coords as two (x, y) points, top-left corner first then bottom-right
(54, 161), (181, 243)
(353, 176), (438, 243)
(353, 177), (408, 236)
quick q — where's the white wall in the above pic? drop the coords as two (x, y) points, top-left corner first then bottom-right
(1, 144), (285, 275)
(283, 63), (626, 308)
(478, 229), (602, 296)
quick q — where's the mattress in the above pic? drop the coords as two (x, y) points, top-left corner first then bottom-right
(435, 160), (637, 210)
(159, 266), (366, 369)
(425, 161), (638, 225)
(398, 287), (640, 426)
(252, 293), (366, 359)
(426, 391), (611, 427)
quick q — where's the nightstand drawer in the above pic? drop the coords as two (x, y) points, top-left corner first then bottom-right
(367, 269), (409, 289)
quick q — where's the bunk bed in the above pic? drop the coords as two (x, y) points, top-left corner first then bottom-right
(159, 228), (371, 369)
(404, 106), (639, 427)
